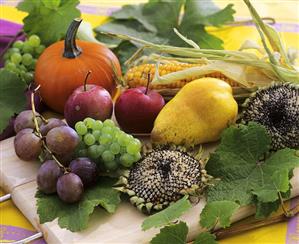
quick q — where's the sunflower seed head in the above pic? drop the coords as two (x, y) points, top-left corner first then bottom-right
(241, 83), (299, 150)
(120, 146), (210, 212)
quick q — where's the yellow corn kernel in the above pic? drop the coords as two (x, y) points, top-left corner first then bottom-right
(124, 63), (238, 89)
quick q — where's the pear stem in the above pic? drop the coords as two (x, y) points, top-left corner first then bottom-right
(145, 73), (151, 95)
(83, 71), (92, 92)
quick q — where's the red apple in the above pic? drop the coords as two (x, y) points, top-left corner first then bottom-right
(115, 86), (165, 133)
(64, 84), (113, 128)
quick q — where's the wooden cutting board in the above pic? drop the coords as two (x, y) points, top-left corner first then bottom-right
(1, 137), (299, 243)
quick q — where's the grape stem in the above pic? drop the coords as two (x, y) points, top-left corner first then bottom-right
(30, 87), (67, 171)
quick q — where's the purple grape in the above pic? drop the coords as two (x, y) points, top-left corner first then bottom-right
(69, 158), (98, 187)
(14, 110), (42, 133)
(14, 130), (42, 161)
(0, 116), (16, 141)
(37, 160), (63, 194)
(56, 173), (83, 203)
(25, 89), (45, 113)
(46, 126), (79, 156)
(54, 153), (73, 167)
(15, 128), (33, 141)
(40, 118), (66, 136)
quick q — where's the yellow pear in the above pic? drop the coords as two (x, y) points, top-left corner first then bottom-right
(151, 78), (238, 146)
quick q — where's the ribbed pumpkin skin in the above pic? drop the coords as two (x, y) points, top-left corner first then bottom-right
(35, 40), (121, 113)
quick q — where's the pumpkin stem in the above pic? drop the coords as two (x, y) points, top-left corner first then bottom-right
(63, 18), (82, 58)
(84, 71), (92, 92)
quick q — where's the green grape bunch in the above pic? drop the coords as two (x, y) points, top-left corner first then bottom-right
(75, 118), (142, 171)
(3, 34), (45, 84)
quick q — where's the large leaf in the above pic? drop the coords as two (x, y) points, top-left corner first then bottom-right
(142, 196), (192, 231)
(194, 232), (217, 244)
(95, 0), (235, 65)
(200, 201), (239, 229)
(206, 122), (299, 217)
(0, 69), (26, 133)
(36, 177), (121, 232)
(150, 221), (188, 244)
(17, 0), (81, 45)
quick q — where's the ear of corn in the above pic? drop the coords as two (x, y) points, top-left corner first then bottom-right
(124, 63), (240, 89)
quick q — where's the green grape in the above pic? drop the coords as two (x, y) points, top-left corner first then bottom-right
(23, 72), (34, 84)
(19, 70), (26, 79)
(117, 133), (131, 146)
(3, 52), (10, 60)
(92, 120), (103, 131)
(84, 118), (95, 129)
(5, 62), (16, 71)
(114, 131), (124, 140)
(120, 146), (127, 154)
(99, 134), (112, 145)
(22, 42), (33, 53)
(29, 59), (37, 70)
(103, 160), (118, 171)
(110, 143), (120, 155)
(75, 121), (87, 135)
(35, 45), (45, 55)
(97, 144), (106, 155)
(102, 150), (115, 162)
(22, 53), (33, 66)
(126, 141), (141, 155)
(28, 35), (41, 47)
(103, 119), (115, 127)
(102, 126), (113, 135)
(18, 64), (27, 72)
(13, 40), (24, 49)
(120, 153), (135, 167)
(134, 138), (142, 147)
(77, 149), (88, 157)
(84, 133), (96, 146)
(133, 152), (142, 161)
(92, 130), (101, 140)
(88, 145), (101, 159)
(10, 53), (22, 64)
(9, 48), (20, 54)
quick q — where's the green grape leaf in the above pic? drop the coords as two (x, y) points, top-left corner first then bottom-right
(95, 0), (235, 66)
(200, 201), (239, 229)
(17, 0), (80, 46)
(0, 69), (26, 133)
(36, 177), (120, 232)
(150, 221), (188, 244)
(194, 232), (217, 244)
(206, 122), (299, 218)
(142, 196), (192, 231)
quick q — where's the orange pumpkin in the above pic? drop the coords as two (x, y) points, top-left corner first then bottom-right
(35, 18), (121, 113)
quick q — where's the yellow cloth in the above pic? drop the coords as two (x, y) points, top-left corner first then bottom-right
(0, 1), (298, 243)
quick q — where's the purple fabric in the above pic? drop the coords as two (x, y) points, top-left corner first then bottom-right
(0, 225), (46, 244)
(0, 19), (24, 67)
(286, 197), (299, 244)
